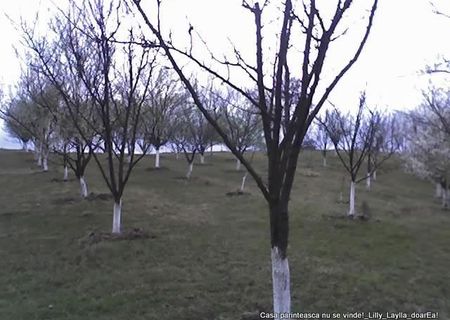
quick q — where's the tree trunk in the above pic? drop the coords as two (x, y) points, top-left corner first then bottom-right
(348, 181), (356, 217)
(126, 154), (131, 163)
(271, 246), (291, 313)
(236, 158), (241, 171)
(322, 155), (327, 167)
(63, 166), (68, 182)
(42, 154), (49, 172)
(37, 145), (42, 167)
(112, 199), (122, 234)
(269, 202), (290, 313)
(366, 173), (371, 190)
(441, 186), (448, 209)
(239, 173), (247, 192)
(200, 154), (205, 164)
(186, 162), (194, 180)
(435, 182), (442, 198)
(80, 176), (89, 198)
(155, 149), (160, 168)
(373, 170), (377, 180)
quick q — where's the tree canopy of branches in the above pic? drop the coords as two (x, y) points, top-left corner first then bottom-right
(132, 0), (379, 312)
(22, 0), (160, 234)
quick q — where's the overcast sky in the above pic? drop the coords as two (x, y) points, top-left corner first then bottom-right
(0, 0), (450, 148)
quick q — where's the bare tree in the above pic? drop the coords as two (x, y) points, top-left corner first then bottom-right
(315, 110), (331, 167)
(23, 0), (158, 234)
(139, 68), (186, 168)
(223, 90), (262, 171)
(323, 96), (375, 216)
(172, 106), (198, 180)
(132, 0), (378, 312)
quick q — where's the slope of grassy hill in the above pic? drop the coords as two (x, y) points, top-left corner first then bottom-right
(0, 150), (448, 319)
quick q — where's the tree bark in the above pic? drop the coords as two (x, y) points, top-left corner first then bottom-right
(155, 149), (160, 168)
(63, 166), (68, 182)
(366, 173), (371, 190)
(37, 150), (42, 167)
(269, 202), (290, 313)
(239, 174), (247, 192)
(236, 158), (241, 171)
(80, 176), (89, 198)
(112, 199), (122, 234)
(271, 246), (291, 314)
(373, 170), (377, 180)
(42, 154), (49, 172)
(348, 181), (356, 217)
(435, 182), (442, 198)
(200, 154), (205, 164)
(186, 162), (194, 180)
(322, 156), (327, 167)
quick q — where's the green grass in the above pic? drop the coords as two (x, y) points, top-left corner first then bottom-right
(0, 149), (449, 319)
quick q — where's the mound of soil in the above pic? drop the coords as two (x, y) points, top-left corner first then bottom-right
(86, 193), (113, 201)
(50, 178), (75, 183)
(226, 190), (251, 197)
(84, 228), (155, 244)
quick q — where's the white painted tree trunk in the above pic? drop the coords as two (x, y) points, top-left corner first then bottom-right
(442, 188), (448, 208)
(239, 174), (247, 192)
(366, 173), (371, 190)
(126, 154), (131, 163)
(348, 181), (356, 217)
(200, 154), (205, 164)
(236, 159), (241, 171)
(186, 162), (194, 180)
(112, 199), (122, 234)
(36, 142), (43, 166)
(63, 166), (68, 181)
(79, 176), (88, 198)
(175, 152), (179, 160)
(42, 154), (49, 172)
(155, 149), (160, 168)
(373, 170), (377, 181)
(322, 156), (327, 167)
(435, 183), (442, 198)
(271, 247), (291, 313)
(37, 151), (42, 167)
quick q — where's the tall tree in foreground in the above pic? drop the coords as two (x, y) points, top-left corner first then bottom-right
(132, 0), (378, 312)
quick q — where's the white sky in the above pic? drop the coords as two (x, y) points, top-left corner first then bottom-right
(1, 0), (450, 148)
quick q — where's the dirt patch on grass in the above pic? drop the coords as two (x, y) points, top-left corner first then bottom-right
(299, 168), (320, 177)
(225, 190), (251, 197)
(86, 193), (113, 201)
(146, 166), (170, 172)
(83, 228), (155, 244)
(52, 197), (77, 205)
(50, 178), (75, 183)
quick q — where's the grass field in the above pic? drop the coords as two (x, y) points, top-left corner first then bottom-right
(0, 150), (449, 319)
